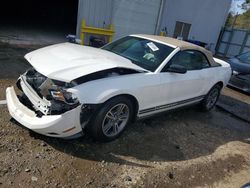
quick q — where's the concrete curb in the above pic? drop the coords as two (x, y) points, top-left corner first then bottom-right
(0, 100), (7, 106)
(217, 95), (250, 123)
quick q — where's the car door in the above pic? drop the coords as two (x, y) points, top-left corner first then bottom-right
(159, 50), (211, 106)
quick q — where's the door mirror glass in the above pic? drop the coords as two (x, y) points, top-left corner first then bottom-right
(166, 64), (187, 74)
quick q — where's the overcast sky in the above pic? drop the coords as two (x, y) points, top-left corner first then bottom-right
(230, 0), (246, 14)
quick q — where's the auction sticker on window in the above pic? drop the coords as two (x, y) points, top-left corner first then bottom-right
(147, 42), (159, 51)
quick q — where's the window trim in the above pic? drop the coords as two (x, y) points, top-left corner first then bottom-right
(161, 49), (211, 72)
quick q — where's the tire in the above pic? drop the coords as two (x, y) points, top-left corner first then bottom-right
(89, 96), (134, 142)
(200, 84), (222, 111)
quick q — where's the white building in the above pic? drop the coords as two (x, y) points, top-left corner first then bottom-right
(76, 0), (231, 52)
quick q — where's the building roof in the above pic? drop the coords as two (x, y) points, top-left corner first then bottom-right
(133, 34), (216, 66)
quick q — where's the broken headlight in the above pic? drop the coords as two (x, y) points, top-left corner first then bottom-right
(50, 90), (79, 105)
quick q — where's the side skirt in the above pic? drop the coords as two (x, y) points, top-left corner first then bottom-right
(137, 95), (205, 119)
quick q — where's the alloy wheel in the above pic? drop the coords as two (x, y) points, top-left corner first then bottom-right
(102, 103), (130, 137)
(206, 88), (219, 109)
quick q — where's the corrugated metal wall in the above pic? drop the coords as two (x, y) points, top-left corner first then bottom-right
(76, 0), (230, 50)
(76, 0), (162, 41)
(161, 0), (231, 52)
(76, 0), (113, 37)
(112, 0), (162, 39)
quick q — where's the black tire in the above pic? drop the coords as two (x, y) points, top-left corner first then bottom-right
(88, 96), (134, 142)
(200, 84), (222, 111)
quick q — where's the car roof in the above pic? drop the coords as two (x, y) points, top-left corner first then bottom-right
(132, 34), (216, 66)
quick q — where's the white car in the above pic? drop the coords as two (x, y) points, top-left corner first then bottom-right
(6, 35), (231, 141)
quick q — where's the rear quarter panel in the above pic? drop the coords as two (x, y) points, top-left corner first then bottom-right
(212, 57), (232, 87)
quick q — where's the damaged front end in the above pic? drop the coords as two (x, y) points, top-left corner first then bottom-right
(6, 68), (83, 138)
(19, 68), (80, 116)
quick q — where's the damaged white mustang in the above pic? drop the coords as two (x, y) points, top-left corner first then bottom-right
(6, 35), (231, 141)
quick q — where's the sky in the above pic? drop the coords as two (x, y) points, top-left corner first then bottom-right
(230, 0), (247, 14)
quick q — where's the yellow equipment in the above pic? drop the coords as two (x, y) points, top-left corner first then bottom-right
(80, 20), (115, 45)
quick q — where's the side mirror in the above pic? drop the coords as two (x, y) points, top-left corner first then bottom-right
(166, 64), (187, 74)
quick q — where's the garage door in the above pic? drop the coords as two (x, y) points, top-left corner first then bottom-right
(112, 0), (162, 39)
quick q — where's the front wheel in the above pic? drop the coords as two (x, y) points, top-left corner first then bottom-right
(89, 96), (134, 142)
(200, 84), (222, 111)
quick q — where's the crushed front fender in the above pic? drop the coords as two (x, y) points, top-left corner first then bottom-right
(6, 86), (83, 138)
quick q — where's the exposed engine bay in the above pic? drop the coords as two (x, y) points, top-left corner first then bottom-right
(17, 67), (140, 116)
(17, 68), (79, 116)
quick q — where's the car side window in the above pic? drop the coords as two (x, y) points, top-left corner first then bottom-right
(162, 50), (210, 72)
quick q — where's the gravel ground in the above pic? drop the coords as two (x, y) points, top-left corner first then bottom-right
(0, 42), (33, 79)
(0, 79), (16, 100)
(1, 103), (250, 187)
(1, 43), (250, 187)
(0, 42), (39, 100)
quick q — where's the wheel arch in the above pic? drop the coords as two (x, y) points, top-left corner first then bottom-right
(207, 81), (223, 95)
(215, 81), (224, 88)
(201, 81), (223, 111)
(104, 94), (139, 122)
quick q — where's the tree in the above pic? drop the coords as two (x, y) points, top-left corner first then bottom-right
(226, 9), (250, 29)
(225, 12), (234, 27)
(225, 0), (250, 29)
(241, 0), (250, 10)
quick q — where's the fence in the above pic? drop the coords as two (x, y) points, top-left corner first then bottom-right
(215, 27), (250, 58)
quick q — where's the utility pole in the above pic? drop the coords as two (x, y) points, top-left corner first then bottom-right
(232, 12), (239, 29)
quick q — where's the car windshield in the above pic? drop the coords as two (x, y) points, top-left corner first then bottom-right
(237, 51), (250, 64)
(102, 36), (174, 71)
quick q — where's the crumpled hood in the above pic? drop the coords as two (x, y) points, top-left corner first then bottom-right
(25, 43), (145, 82)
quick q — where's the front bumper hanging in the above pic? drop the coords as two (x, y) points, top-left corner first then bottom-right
(6, 86), (83, 138)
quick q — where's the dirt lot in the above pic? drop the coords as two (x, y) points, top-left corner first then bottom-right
(1, 43), (250, 188)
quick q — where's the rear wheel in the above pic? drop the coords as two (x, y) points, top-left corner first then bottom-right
(89, 96), (134, 142)
(200, 84), (222, 111)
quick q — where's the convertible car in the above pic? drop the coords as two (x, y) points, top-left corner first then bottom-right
(6, 35), (231, 141)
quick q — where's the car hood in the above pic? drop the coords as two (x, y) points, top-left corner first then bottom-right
(24, 43), (146, 82)
(228, 57), (250, 74)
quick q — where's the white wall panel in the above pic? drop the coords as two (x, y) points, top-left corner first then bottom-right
(161, 0), (231, 52)
(112, 0), (162, 39)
